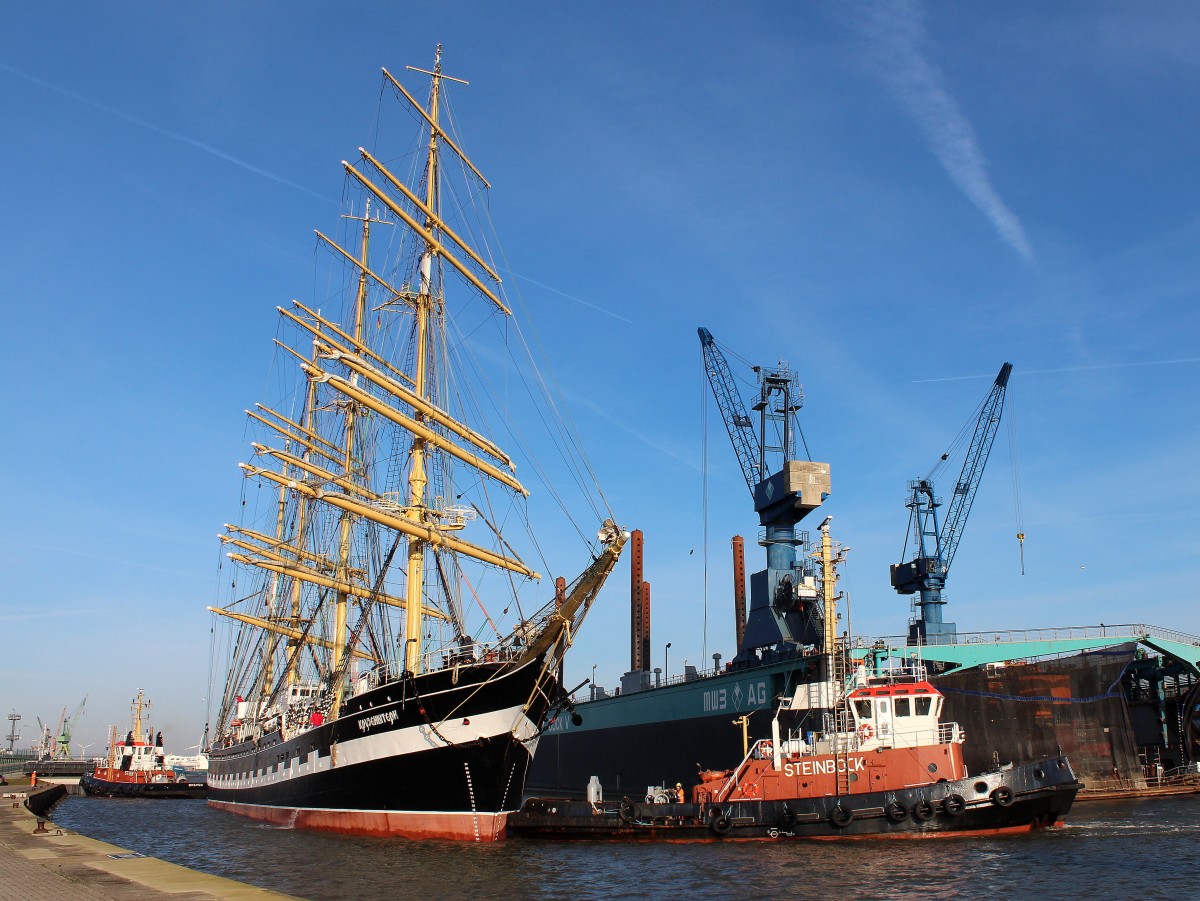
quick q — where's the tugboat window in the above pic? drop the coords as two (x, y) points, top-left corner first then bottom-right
(895, 698), (911, 717)
(854, 700), (872, 719)
(877, 700), (889, 715)
(915, 697), (932, 716)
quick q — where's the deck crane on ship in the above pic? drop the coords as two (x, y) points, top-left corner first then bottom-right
(890, 362), (1012, 645)
(698, 328), (832, 666)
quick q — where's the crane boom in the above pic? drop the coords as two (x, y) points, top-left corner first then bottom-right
(938, 362), (1012, 573)
(698, 327), (760, 495)
(57, 696), (87, 759)
(698, 326), (832, 660)
(891, 362), (1012, 645)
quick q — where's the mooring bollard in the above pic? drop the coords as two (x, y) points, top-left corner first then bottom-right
(34, 819), (48, 834)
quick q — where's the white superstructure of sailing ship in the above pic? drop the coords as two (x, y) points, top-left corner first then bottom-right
(205, 47), (627, 841)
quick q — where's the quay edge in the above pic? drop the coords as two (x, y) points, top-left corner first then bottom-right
(0, 779), (299, 900)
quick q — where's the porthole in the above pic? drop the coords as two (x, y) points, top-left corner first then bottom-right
(927, 762), (938, 774)
(848, 772), (859, 783)
(1033, 768), (1045, 779)
(974, 781), (989, 794)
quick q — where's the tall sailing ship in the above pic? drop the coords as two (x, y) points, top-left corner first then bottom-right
(205, 48), (627, 842)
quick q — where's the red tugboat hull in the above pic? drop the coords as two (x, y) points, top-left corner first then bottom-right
(508, 757), (1080, 841)
(81, 770), (207, 799)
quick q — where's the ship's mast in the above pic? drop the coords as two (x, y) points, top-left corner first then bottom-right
(404, 45), (452, 676)
(261, 457), (291, 696)
(285, 374), (320, 693)
(331, 201), (374, 708)
(820, 521), (840, 660)
(131, 689), (149, 742)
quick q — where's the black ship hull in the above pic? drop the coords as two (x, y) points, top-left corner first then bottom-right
(529, 655), (816, 798)
(81, 772), (207, 799)
(208, 655), (555, 841)
(510, 758), (1080, 841)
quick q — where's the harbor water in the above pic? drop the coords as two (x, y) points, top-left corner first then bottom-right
(52, 795), (1198, 900)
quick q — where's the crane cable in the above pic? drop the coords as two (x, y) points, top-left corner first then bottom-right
(700, 352), (709, 663)
(1007, 381), (1026, 575)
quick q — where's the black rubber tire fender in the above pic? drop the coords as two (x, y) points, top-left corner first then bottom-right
(942, 794), (967, 816)
(710, 813), (733, 835)
(912, 799), (936, 821)
(618, 798), (637, 822)
(991, 786), (1015, 807)
(884, 800), (908, 823)
(778, 806), (797, 829)
(829, 805), (853, 828)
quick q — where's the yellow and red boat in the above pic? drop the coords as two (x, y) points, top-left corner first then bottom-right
(81, 690), (206, 800)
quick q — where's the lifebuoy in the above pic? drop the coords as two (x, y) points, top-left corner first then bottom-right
(858, 723), (874, 742)
(912, 799), (936, 821)
(942, 794), (967, 816)
(778, 807), (797, 829)
(884, 800), (908, 822)
(829, 805), (853, 828)
(991, 786), (1015, 807)
(710, 813), (733, 835)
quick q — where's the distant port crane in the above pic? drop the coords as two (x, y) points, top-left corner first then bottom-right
(57, 696), (87, 759)
(5, 712), (20, 753)
(890, 363), (1012, 645)
(698, 327), (831, 661)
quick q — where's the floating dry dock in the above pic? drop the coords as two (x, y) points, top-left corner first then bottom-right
(530, 623), (1200, 799)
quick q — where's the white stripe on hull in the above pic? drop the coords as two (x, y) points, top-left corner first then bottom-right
(209, 704), (539, 792)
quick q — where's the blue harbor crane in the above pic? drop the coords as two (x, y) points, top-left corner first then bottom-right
(698, 328), (831, 663)
(891, 362), (1013, 646)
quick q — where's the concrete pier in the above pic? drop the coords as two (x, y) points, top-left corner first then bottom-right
(0, 781), (299, 900)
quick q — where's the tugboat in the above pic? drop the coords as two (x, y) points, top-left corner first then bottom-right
(80, 690), (206, 799)
(509, 522), (1081, 841)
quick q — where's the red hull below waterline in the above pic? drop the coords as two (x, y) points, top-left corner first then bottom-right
(208, 799), (510, 842)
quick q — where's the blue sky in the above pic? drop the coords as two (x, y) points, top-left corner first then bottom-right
(2, 1), (1197, 753)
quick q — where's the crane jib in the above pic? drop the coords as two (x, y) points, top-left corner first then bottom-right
(893, 362), (1013, 646)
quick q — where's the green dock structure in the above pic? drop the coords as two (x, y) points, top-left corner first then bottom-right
(861, 623), (1200, 792)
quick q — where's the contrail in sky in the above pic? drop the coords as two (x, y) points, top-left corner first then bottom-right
(0, 60), (332, 202)
(913, 358), (1200, 382)
(5, 60), (634, 322)
(503, 269), (633, 323)
(852, 1), (1035, 263)
(12, 541), (207, 579)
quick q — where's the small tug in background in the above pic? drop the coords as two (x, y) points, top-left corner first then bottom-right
(81, 690), (206, 800)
